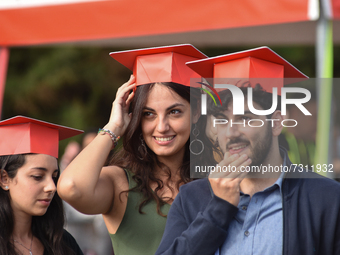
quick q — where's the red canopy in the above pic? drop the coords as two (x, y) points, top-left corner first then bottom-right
(0, 0), (314, 46)
(0, 0), (319, 117)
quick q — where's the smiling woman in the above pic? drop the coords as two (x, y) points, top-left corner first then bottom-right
(57, 44), (208, 255)
(0, 116), (83, 255)
(140, 83), (192, 160)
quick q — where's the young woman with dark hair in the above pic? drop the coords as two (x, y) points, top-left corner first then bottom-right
(109, 81), (201, 213)
(57, 45), (208, 255)
(0, 116), (83, 255)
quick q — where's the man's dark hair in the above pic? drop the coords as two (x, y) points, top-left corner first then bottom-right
(208, 82), (281, 118)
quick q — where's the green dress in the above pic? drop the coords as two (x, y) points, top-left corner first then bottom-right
(109, 170), (171, 255)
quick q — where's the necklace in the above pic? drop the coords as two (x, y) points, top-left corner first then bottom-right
(13, 234), (33, 255)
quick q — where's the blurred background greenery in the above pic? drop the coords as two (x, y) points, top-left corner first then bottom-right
(3, 45), (340, 154)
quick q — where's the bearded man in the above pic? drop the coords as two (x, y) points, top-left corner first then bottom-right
(156, 47), (340, 255)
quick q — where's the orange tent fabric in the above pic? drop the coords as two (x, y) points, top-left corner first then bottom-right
(0, 0), (311, 46)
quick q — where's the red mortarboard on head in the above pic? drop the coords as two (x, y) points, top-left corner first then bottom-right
(0, 116), (83, 158)
(109, 44), (207, 87)
(186, 46), (308, 95)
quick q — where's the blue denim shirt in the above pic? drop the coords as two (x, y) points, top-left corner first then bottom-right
(218, 160), (286, 255)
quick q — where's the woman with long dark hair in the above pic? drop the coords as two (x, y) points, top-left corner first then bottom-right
(57, 44), (208, 255)
(0, 116), (83, 255)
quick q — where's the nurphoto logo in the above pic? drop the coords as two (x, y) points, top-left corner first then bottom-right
(200, 83), (312, 128)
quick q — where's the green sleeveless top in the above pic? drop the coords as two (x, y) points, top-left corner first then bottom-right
(109, 169), (171, 255)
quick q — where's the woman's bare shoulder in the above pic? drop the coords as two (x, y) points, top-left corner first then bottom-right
(101, 165), (129, 192)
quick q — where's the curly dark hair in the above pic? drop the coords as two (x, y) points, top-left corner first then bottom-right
(107, 82), (209, 216)
(0, 154), (76, 255)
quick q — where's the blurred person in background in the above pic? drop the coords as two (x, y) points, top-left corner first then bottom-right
(60, 128), (114, 255)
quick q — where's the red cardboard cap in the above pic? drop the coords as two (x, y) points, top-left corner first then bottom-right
(186, 46), (308, 94)
(0, 116), (83, 158)
(109, 44), (207, 87)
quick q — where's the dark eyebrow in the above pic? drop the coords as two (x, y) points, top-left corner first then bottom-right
(32, 167), (48, 172)
(166, 103), (185, 111)
(213, 111), (256, 118)
(244, 111), (253, 115)
(243, 110), (259, 117)
(143, 106), (155, 112)
(213, 112), (227, 118)
(143, 103), (186, 112)
(31, 167), (59, 173)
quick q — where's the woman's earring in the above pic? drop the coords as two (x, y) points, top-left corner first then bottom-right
(138, 134), (148, 160)
(214, 137), (219, 147)
(189, 124), (204, 155)
(5, 186), (9, 190)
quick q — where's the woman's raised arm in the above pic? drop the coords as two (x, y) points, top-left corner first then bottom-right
(57, 75), (136, 214)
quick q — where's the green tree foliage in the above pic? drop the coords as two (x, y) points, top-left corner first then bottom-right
(4, 46), (131, 152)
(4, 47), (131, 125)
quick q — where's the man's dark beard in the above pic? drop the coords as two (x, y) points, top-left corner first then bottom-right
(225, 123), (272, 167)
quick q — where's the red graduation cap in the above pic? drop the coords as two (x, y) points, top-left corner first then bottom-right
(186, 46), (308, 95)
(0, 116), (83, 158)
(109, 44), (207, 87)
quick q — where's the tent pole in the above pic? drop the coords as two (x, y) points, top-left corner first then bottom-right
(315, 1), (333, 177)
